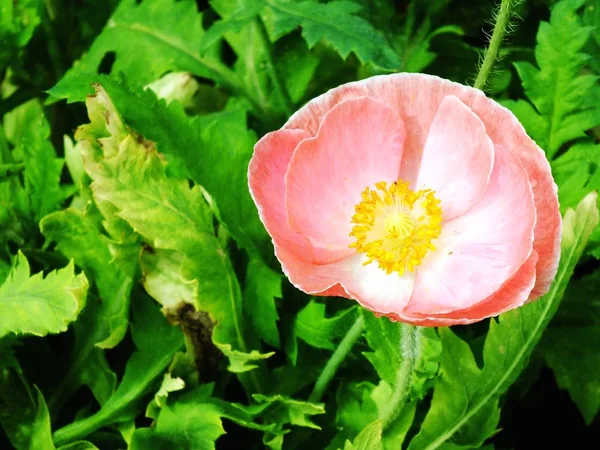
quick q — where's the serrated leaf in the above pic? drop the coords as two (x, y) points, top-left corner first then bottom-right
(0, 252), (88, 338)
(53, 293), (184, 446)
(153, 373), (185, 409)
(295, 302), (358, 350)
(49, 75), (269, 254)
(217, 345), (275, 373)
(201, 3), (264, 53)
(509, 0), (600, 157)
(409, 192), (600, 450)
(264, 0), (399, 69)
(40, 208), (134, 348)
(17, 102), (66, 222)
(53, 0), (233, 94)
(131, 384), (277, 449)
(253, 394), (325, 430)
(244, 256), (282, 348)
(73, 85), (267, 390)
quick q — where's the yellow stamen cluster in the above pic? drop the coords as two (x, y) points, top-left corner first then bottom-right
(349, 180), (442, 275)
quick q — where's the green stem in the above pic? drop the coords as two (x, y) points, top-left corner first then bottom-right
(381, 323), (422, 431)
(308, 315), (365, 403)
(254, 16), (295, 117)
(473, 0), (516, 91)
(53, 410), (111, 447)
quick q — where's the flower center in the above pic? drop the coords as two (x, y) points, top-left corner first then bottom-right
(349, 180), (443, 275)
(384, 212), (414, 238)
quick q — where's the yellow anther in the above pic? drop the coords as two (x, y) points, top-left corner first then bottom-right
(349, 180), (443, 275)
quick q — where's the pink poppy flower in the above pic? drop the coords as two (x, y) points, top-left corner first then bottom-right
(248, 74), (561, 326)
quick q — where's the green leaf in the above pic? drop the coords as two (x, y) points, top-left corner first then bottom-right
(409, 192), (600, 450)
(244, 256), (282, 348)
(0, 0), (40, 68)
(200, 3), (264, 53)
(252, 394), (325, 430)
(40, 208), (134, 348)
(53, 0), (234, 94)
(29, 389), (55, 450)
(295, 302), (358, 350)
(52, 293), (184, 446)
(363, 312), (441, 400)
(335, 382), (379, 438)
(334, 381), (415, 450)
(17, 102), (65, 222)
(0, 360), (60, 450)
(0, 162), (24, 181)
(0, 252), (88, 338)
(75, 344), (117, 406)
(509, 0), (600, 157)
(152, 373), (186, 409)
(140, 248), (197, 312)
(49, 75), (269, 253)
(264, 0), (399, 70)
(217, 345), (275, 373)
(74, 85), (266, 388)
(551, 141), (600, 212)
(344, 421), (383, 450)
(63, 135), (84, 188)
(404, 25), (464, 73)
(541, 266), (600, 424)
(40, 208), (130, 414)
(131, 389), (226, 450)
(543, 326), (600, 424)
(131, 384), (276, 449)
(330, 313), (440, 448)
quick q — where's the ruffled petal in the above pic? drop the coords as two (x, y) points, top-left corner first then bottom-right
(407, 145), (536, 315)
(248, 128), (312, 262)
(284, 74), (560, 295)
(285, 96), (406, 264)
(416, 96), (494, 220)
(392, 250), (538, 326)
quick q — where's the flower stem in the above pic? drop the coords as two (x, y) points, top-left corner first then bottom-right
(381, 323), (423, 431)
(308, 315), (365, 403)
(473, 0), (517, 91)
(254, 16), (295, 117)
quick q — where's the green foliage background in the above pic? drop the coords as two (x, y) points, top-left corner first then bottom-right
(1, 0), (600, 448)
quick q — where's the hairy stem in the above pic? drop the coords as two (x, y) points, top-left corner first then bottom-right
(381, 323), (423, 431)
(254, 16), (295, 116)
(473, 0), (517, 91)
(308, 315), (365, 403)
